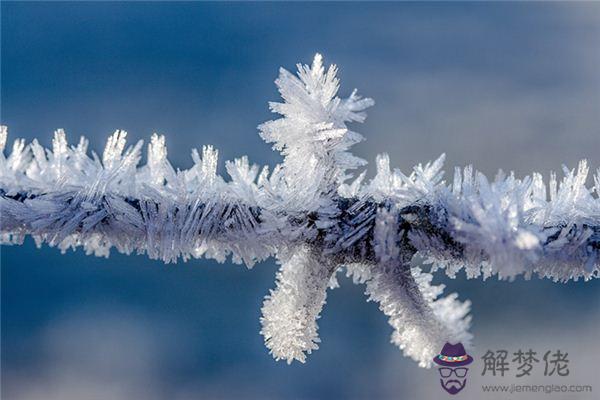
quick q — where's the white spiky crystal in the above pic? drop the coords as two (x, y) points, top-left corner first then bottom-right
(1, 55), (598, 367)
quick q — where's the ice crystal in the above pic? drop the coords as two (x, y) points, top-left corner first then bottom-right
(1, 55), (598, 368)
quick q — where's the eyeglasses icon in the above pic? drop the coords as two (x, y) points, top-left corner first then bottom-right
(438, 367), (468, 378)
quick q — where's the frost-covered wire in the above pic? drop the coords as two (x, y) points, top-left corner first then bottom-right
(1, 54), (598, 368)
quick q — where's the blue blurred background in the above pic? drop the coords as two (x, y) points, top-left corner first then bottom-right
(2, 2), (599, 399)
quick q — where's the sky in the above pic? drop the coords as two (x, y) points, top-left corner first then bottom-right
(2, 2), (599, 400)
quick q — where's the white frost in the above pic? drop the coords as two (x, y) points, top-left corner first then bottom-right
(1, 54), (598, 368)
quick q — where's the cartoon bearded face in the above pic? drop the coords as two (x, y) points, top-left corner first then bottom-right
(438, 366), (469, 395)
(433, 342), (473, 395)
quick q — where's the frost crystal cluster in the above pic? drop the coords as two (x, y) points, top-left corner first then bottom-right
(1, 55), (598, 367)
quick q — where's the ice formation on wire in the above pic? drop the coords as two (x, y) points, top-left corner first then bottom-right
(1, 54), (598, 368)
